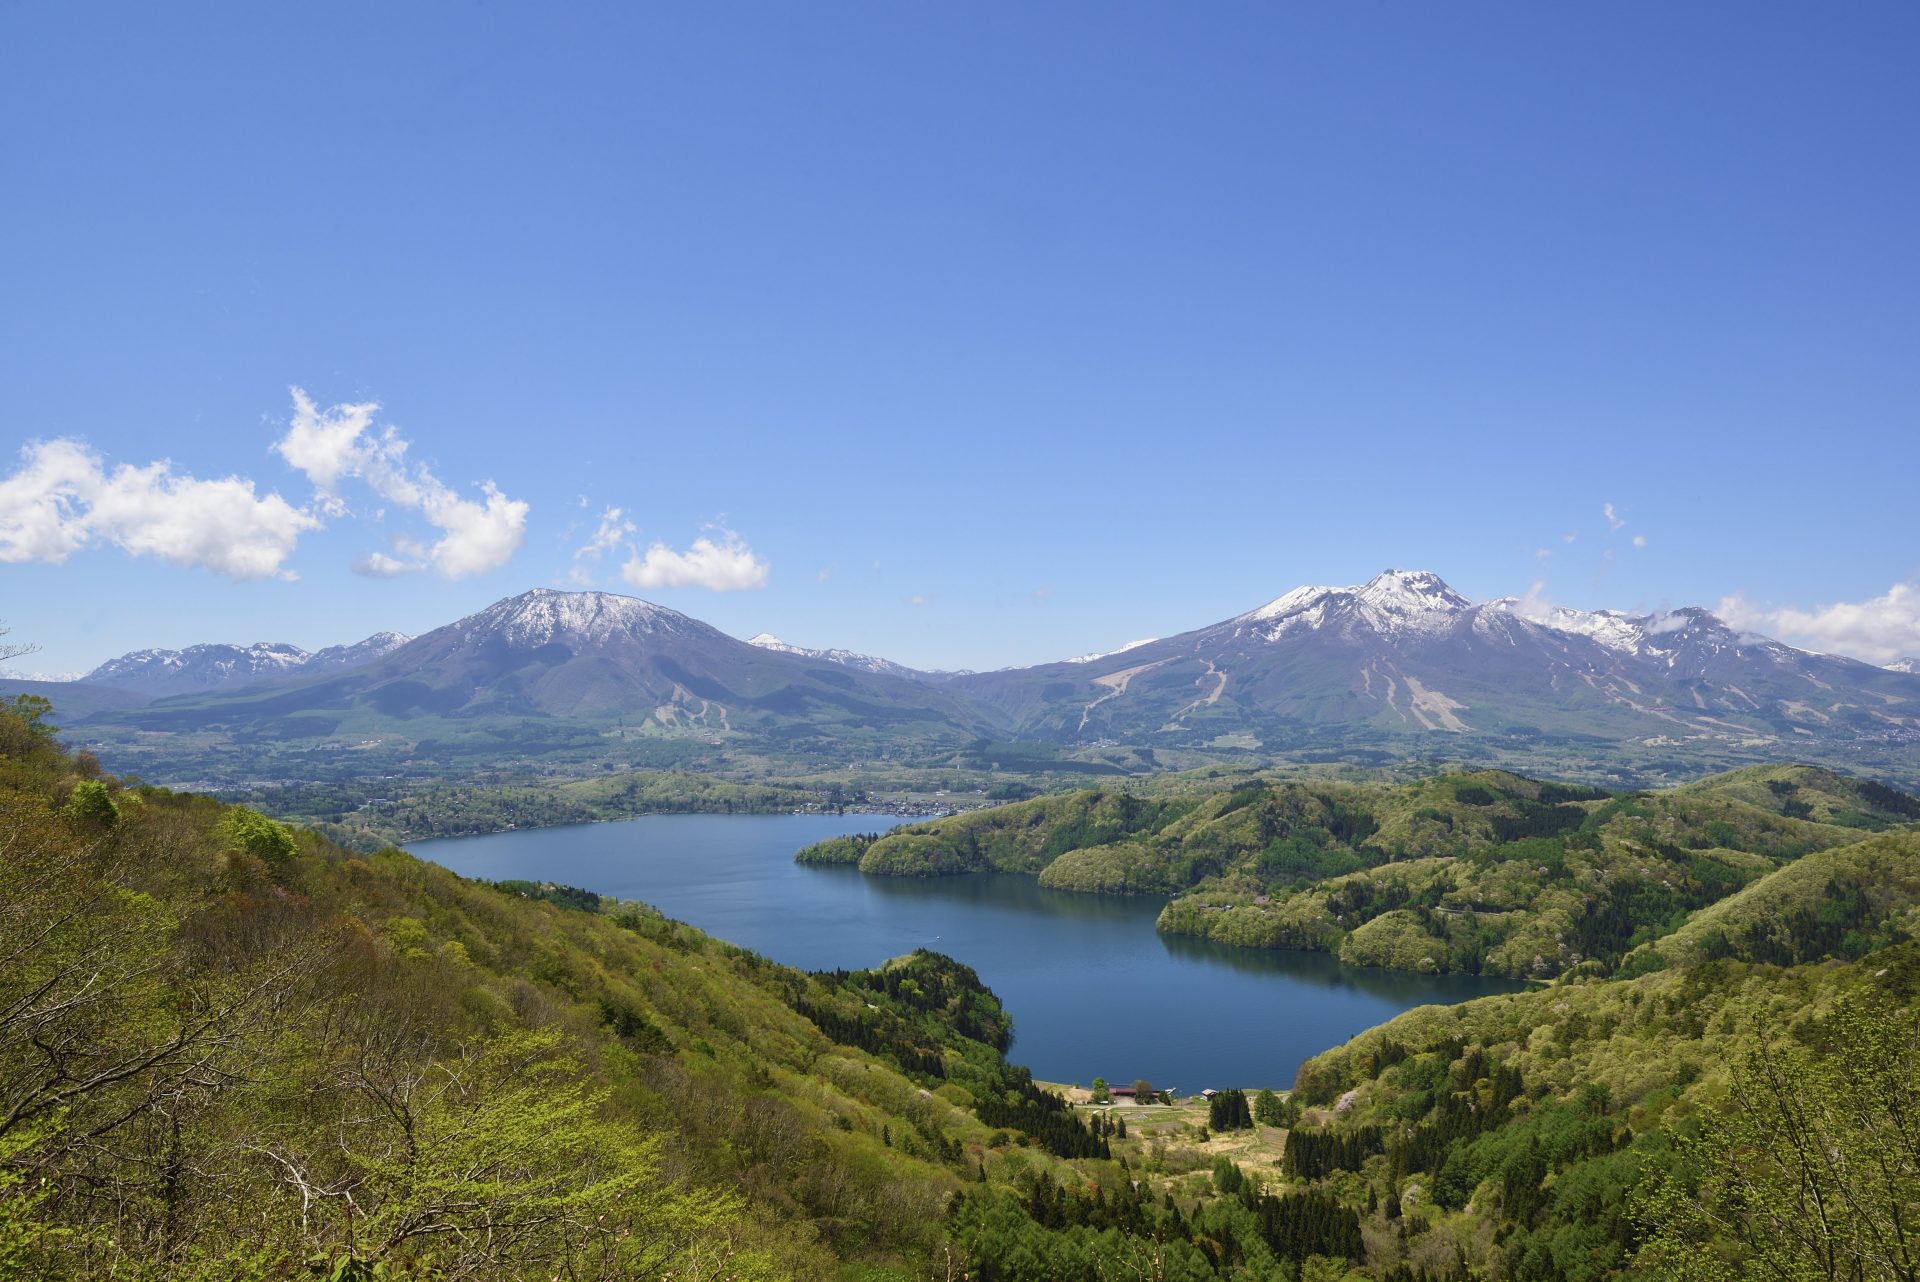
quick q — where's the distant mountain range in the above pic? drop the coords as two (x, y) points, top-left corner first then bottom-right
(14, 571), (1919, 789)
(81, 632), (414, 698)
(944, 569), (1920, 752)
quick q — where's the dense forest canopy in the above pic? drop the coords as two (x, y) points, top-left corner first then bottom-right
(802, 766), (1920, 983)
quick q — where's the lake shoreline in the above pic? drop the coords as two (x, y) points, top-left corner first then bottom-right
(414, 812), (1524, 1086)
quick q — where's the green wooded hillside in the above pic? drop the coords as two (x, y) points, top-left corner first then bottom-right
(8, 692), (1920, 1282)
(800, 765), (1920, 980)
(1285, 917), (1920, 1279)
(0, 696), (1475, 1281)
(1, 697), (985, 1279)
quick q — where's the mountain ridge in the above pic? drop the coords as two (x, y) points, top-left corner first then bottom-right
(82, 630), (413, 697)
(18, 572), (1920, 790)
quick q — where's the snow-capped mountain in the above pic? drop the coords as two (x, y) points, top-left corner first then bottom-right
(1236, 569), (1471, 640)
(41, 573), (1920, 788)
(446, 589), (710, 651)
(82, 632), (413, 698)
(1483, 598), (1645, 653)
(86, 642), (315, 697)
(745, 633), (927, 680)
(104, 589), (994, 744)
(947, 569), (1920, 749)
(1890, 658), (1919, 675)
(0, 667), (86, 683)
(307, 631), (416, 674)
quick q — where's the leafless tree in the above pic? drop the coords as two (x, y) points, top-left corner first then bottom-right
(0, 621), (33, 665)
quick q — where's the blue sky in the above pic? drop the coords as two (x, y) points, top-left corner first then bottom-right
(3, 3), (1918, 674)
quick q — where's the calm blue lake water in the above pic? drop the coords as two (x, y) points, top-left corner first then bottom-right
(413, 813), (1520, 1089)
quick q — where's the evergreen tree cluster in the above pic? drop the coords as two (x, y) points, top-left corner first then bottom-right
(972, 1069), (1111, 1160)
(1280, 1124), (1385, 1180)
(961, 1165), (1364, 1278)
(1243, 1185), (1364, 1264)
(788, 993), (949, 1078)
(1207, 1088), (1253, 1130)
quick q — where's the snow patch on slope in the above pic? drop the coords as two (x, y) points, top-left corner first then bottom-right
(1486, 598), (1644, 652)
(745, 632), (922, 678)
(1064, 638), (1159, 664)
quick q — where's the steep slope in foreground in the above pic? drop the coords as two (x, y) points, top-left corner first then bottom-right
(0, 701), (1413, 1281)
(9, 700), (1918, 1281)
(0, 706), (958, 1277)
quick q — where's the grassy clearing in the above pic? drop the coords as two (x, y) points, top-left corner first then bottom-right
(1048, 1082), (1297, 1190)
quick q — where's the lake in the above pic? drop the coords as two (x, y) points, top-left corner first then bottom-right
(413, 812), (1521, 1089)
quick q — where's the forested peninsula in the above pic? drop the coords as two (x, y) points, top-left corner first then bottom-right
(797, 766), (1920, 980)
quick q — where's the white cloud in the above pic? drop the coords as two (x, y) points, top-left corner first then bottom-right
(1603, 502), (1626, 533)
(0, 438), (318, 579)
(621, 529), (769, 592)
(908, 593), (930, 607)
(275, 391), (378, 504)
(1632, 534), (1647, 549)
(352, 551), (419, 578)
(420, 481), (528, 579)
(569, 506), (636, 585)
(275, 388), (528, 579)
(1718, 583), (1920, 665)
(1513, 578), (1552, 619)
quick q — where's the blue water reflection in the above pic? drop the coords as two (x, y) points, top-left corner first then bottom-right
(414, 813), (1519, 1088)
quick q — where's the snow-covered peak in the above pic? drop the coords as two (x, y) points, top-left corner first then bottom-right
(88, 641), (311, 682)
(0, 668), (85, 683)
(1064, 638), (1158, 665)
(1354, 569), (1471, 626)
(1889, 657), (1919, 674)
(747, 633), (806, 655)
(1637, 607), (1745, 647)
(1485, 598), (1645, 653)
(308, 631), (415, 672)
(462, 589), (693, 649)
(82, 629), (418, 695)
(1237, 569), (1467, 639)
(359, 630), (412, 651)
(1242, 584), (1340, 623)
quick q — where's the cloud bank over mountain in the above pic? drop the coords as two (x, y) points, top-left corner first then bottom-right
(1720, 581), (1920, 667)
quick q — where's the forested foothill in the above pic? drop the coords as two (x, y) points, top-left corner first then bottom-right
(802, 765), (1920, 981)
